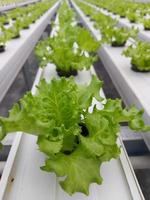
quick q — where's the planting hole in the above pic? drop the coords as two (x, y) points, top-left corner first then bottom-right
(79, 124), (89, 137)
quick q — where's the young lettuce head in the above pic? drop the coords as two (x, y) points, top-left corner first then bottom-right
(0, 76), (149, 195)
(123, 41), (150, 72)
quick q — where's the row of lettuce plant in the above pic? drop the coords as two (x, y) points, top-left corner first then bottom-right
(0, 0), (150, 196)
(35, 1), (100, 76)
(75, 0), (138, 47)
(75, 0), (150, 72)
(0, 0), (56, 53)
(82, 0), (150, 30)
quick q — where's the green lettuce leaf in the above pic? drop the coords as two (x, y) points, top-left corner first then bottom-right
(78, 75), (103, 109)
(42, 145), (102, 195)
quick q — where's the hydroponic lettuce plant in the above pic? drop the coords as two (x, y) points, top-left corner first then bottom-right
(18, 16), (32, 29)
(123, 41), (150, 72)
(142, 18), (150, 30)
(7, 9), (20, 20)
(0, 76), (150, 195)
(0, 15), (9, 25)
(35, 24), (100, 76)
(126, 11), (139, 23)
(103, 26), (138, 47)
(36, 1), (100, 77)
(58, 1), (76, 27)
(93, 12), (117, 31)
(5, 22), (21, 39)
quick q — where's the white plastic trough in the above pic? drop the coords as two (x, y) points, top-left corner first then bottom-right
(0, 0), (41, 12)
(0, 0), (60, 103)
